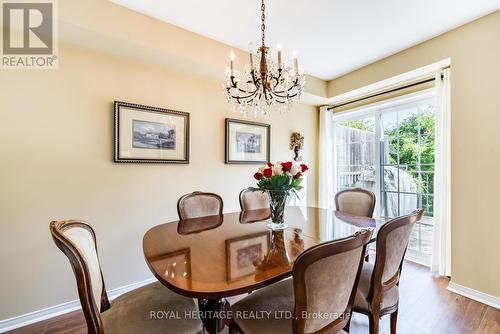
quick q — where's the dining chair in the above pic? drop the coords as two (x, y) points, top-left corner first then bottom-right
(177, 191), (223, 220)
(229, 228), (373, 334)
(50, 220), (203, 334)
(239, 187), (270, 211)
(335, 188), (376, 217)
(347, 209), (423, 334)
(335, 188), (376, 262)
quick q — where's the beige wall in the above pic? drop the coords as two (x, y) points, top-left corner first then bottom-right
(329, 11), (500, 298)
(0, 3), (319, 320)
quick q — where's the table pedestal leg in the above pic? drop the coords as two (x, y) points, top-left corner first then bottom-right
(198, 298), (230, 334)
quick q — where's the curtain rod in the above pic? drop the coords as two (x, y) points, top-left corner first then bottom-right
(327, 75), (442, 111)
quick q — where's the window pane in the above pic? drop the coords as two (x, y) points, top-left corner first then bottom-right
(399, 192), (419, 215)
(381, 166), (399, 192)
(334, 116), (376, 197)
(402, 166), (420, 194)
(422, 194), (434, 217)
(381, 112), (399, 165)
(419, 135), (435, 165)
(381, 191), (398, 219)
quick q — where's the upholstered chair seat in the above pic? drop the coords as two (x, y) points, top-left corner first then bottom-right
(231, 279), (295, 334)
(101, 281), (201, 334)
(353, 262), (398, 312)
(231, 279), (348, 334)
(229, 229), (373, 334)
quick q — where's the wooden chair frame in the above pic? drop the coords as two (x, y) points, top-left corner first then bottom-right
(50, 220), (110, 334)
(293, 229), (373, 334)
(229, 229), (373, 334)
(349, 209), (423, 334)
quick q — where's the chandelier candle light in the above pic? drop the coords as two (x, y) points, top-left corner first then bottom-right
(225, 0), (306, 116)
(253, 161), (309, 229)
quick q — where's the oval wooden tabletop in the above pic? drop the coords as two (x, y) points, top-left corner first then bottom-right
(143, 206), (382, 299)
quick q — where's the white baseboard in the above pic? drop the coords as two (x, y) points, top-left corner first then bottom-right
(106, 277), (156, 300)
(0, 277), (156, 333)
(447, 281), (500, 310)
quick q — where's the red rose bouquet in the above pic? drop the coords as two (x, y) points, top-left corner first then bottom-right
(252, 161), (309, 229)
(253, 161), (309, 192)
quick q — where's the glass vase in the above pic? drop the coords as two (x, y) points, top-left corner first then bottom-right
(266, 189), (290, 230)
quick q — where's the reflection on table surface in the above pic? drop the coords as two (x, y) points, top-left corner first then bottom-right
(143, 206), (383, 299)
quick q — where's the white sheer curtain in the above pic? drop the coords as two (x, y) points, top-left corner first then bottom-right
(318, 106), (335, 210)
(432, 68), (452, 276)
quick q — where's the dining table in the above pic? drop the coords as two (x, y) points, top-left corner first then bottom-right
(142, 206), (385, 334)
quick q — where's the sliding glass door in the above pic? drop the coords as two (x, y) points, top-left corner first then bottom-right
(333, 91), (435, 264)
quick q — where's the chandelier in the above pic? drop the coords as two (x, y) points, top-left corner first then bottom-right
(224, 0), (305, 116)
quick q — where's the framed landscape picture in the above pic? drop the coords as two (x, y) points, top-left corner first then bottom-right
(226, 232), (270, 282)
(114, 101), (189, 163)
(225, 118), (270, 164)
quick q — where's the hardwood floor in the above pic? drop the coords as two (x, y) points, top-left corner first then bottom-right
(6, 261), (500, 334)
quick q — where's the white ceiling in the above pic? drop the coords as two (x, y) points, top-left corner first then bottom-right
(111, 0), (500, 80)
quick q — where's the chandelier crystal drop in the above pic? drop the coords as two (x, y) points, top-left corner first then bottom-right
(224, 0), (305, 117)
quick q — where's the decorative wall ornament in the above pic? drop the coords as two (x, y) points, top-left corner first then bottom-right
(290, 132), (304, 162)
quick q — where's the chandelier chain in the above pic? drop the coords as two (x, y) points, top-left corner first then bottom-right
(261, 0), (265, 46)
